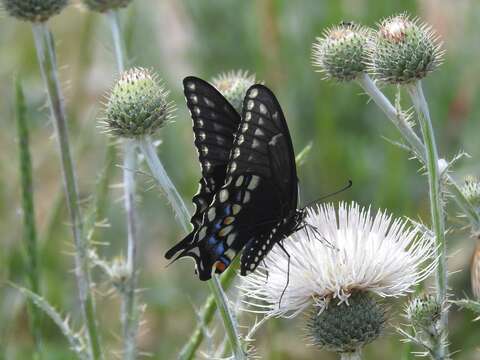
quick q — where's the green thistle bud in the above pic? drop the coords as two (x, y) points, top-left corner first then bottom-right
(307, 291), (385, 354)
(406, 294), (441, 330)
(461, 176), (480, 209)
(103, 67), (173, 138)
(312, 22), (370, 82)
(1, 0), (68, 22)
(110, 257), (130, 293)
(83, 0), (132, 12)
(368, 14), (443, 84)
(211, 70), (256, 114)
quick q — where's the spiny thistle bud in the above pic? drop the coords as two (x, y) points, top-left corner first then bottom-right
(1, 0), (68, 22)
(82, 0), (132, 12)
(368, 14), (443, 84)
(307, 291), (385, 353)
(462, 176), (480, 209)
(406, 294), (441, 330)
(110, 257), (130, 293)
(312, 22), (370, 82)
(103, 67), (173, 138)
(211, 70), (256, 114)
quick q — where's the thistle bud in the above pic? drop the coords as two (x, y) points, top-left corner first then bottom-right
(312, 22), (370, 82)
(82, 0), (132, 12)
(307, 291), (385, 354)
(110, 257), (130, 293)
(368, 14), (443, 84)
(406, 294), (441, 330)
(211, 70), (256, 114)
(103, 67), (173, 138)
(461, 176), (480, 209)
(1, 0), (68, 22)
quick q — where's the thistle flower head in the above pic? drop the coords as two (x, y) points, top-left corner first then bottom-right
(1, 0), (68, 22)
(102, 67), (173, 138)
(211, 70), (256, 114)
(368, 13), (444, 84)
(406, 294), (441, 330)
(312, 22), (370, 82)
(461, 176), (480, 209)
(241, 202), (437, 318)
(307, 291), (385, 353)
(82, 0), (132, 12)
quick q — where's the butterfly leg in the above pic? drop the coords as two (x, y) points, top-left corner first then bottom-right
(277, 241), (291, 308)
(261, 259), (270, 283)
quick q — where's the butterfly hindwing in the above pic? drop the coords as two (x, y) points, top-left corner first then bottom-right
(165, 77), (240, 260)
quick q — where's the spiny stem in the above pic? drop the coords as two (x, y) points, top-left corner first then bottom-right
(357, 73), (480, 230)
(208, 275), (246, 360)
(107, 9), (126, 73)
(121, 140), (139, 360)
(137, 136), (244, 358)
(408, 81), (448, 359)
(178, 258), (239, 360)
(107, 9), (140, 360)
(15, 77), (42, 356)
(137, 137), (190, 233)
(31, 22), (103, 360)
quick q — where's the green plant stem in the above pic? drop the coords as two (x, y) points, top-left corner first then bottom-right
(107, 9), (126, 73)
(179, 258), (239, 360)
(357, 74), (480, 230)
(31, 22), (103, 360)
(106, 8), (140, 359)
(137, 136), (243, 358)
(340, 350), (362, 360)
(408, 81), (448, 359)
(137, 137), (190, 233)
(208, 275), (245, 360)
(121, 140), (139, 360)
(15, 78), (42, 356)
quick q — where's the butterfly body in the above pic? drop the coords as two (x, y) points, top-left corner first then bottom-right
(165, 77), (304, 280)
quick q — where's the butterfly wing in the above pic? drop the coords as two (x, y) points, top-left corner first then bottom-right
(172, 84), (299, 280)
(238, 85), (299, 275)
(165, 77), (240, 260)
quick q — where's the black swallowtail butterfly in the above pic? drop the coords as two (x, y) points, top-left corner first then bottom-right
(165, 76), (306, 280)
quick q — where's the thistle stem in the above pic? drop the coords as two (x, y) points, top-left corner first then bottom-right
(357, 74), (480, 230)
(137, 137), (190, 233)
(208, 275), (246, 360)
(107, 9), (126, 73)
(137, 136), (244, 358)
(178, 258), (239, 360)
(15, 78), (42, 356)
(31, 23), (102, 360)
(408, 81), (448, 359)
(340, 350), (362, 360)
(106, 9), (140, 359)
(121, 140), (139, 360)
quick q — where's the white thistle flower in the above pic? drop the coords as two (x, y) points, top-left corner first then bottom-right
(241, 202), (437, 318)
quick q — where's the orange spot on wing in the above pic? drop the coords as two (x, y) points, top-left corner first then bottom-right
(214, 261), (227, 273)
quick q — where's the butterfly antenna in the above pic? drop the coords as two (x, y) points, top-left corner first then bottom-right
(304, 180), (352, 208)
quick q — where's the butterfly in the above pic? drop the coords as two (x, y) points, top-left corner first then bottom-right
(165, 76), (306, 281)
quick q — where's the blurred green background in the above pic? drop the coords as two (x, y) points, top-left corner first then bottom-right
(1, 0), (480, 359)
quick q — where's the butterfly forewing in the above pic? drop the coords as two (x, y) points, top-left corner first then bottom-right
(165, 77), (240, 260)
